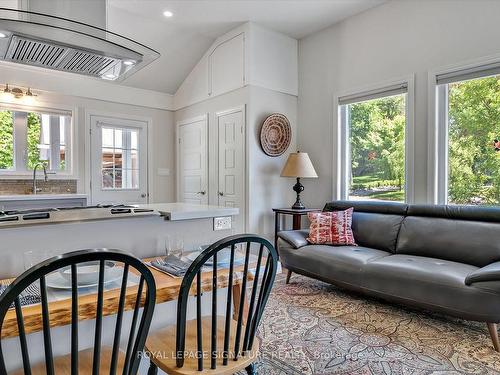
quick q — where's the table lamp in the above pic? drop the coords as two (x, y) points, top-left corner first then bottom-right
(281, 151), (318, 209)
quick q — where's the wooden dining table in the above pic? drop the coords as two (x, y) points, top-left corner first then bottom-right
(0, 257), (252, 340)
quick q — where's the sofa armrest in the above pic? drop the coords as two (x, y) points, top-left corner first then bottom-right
(278, 230), (309, 249)
(465, 261), (500, 285)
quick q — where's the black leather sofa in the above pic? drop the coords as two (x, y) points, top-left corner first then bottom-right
(278, 200), (500, 351)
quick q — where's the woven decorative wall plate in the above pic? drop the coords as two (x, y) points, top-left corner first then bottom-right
(260, 113), (291, 157)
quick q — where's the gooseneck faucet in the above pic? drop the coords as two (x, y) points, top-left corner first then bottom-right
(32, 162), (48, 194)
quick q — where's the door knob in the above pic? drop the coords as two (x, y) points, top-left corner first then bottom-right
(218, 192), (224, 197)
(196, 191), (206, 195)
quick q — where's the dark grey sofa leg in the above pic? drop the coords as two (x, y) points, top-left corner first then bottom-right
(487, 323), (500, 352)
(286, 270), (292, 284)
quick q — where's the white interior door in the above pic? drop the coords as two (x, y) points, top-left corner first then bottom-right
(178, 116), (208, 205)
(90, 115), (148, 205)
(217, 108), (245, 231)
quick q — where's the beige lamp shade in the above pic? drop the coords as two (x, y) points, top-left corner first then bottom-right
(281, 152), (318, 178)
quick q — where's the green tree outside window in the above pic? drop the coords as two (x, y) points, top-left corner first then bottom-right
(0, 110), (14, 170)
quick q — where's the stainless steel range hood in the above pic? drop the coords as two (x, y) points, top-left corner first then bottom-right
(0, 4), (159, 82)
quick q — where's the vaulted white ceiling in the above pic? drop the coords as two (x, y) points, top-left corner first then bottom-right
(105, 0), (385, 94)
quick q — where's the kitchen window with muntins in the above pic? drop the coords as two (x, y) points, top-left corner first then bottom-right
(101, 126), (139, 189)
(0, 106), (72, 174)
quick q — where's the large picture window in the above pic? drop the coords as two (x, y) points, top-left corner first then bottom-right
(435, 63), (500, 205)
(338, 83), (409, 202)
(0, 107), (71, 174)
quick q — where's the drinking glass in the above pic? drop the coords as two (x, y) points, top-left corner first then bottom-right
(23, 250), (55, 270)
(155, 235), (170, 258)
(168, 235), (184, 259)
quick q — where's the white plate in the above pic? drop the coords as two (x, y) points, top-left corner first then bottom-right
(46, 269), (122, 290)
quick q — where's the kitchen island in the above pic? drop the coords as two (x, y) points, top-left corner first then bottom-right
(0, 202), (239, 278)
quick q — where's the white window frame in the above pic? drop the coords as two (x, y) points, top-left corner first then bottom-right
(0, 102), (76, 179)
(428, 55), (500, 204)
(334, 76), (415, 203)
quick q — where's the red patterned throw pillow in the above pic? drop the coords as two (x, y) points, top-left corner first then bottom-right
(307, 208), (356, 246)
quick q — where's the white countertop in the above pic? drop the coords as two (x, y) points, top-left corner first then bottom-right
(137, 203), (239, 221)
(0, 202), (238, 228)
(0, 194), (88, 201)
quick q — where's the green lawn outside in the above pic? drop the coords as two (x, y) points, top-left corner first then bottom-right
(350, 174), (404, 202)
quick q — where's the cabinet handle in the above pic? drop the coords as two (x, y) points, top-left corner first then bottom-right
(196, 191), (206, 195)
(141, 193), (147, 198)
(218, 192), (224, 197)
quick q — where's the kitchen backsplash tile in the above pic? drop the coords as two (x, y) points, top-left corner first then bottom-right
(0, 180), (77, 195)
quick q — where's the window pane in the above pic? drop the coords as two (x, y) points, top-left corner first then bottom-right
(448, 75), (500, 205)
(27, 112), (47, 170)
(114, 168), (123, 189)
(27, 113), (69, 171)
(100, 126), (140, 190)
(114, 149), (123, 168)
(131, 131), (138, 150)
(101, 148), (114, 169)
(122, 169), (138, 189)
(0, 110), (14, 169)
(102, 169), (114, 189)
(59, 145), (66, 170)
(0, 110), (14, 170)
(131, 150), (138, 169)
(347, 94), (406, 202)
(102, 128), (114, 148)
(114, 129), (123, 149)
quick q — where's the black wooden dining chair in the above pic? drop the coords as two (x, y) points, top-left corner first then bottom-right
(146, 234), (278, 375)
(0, 248), (156, 375)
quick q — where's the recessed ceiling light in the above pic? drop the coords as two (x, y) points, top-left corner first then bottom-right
(123, 60), (135, 66)
(0, 33), (7, 38)
(104, 74), (116, 79)
(163, 10), (173, 17)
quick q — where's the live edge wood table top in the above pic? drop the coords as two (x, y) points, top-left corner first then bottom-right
(0, 257), (253, 339)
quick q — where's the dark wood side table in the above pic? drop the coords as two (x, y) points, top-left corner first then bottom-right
(273, 207), (321, 283)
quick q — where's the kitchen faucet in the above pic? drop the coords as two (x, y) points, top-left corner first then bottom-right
(32, 162), (48, 194)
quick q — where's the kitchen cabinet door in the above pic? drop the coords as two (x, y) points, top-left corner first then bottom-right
(208, 33), (245, 97)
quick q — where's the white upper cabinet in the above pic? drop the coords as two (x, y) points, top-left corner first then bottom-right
(174, 22), (298, 110)
(209, 33), (245, 97)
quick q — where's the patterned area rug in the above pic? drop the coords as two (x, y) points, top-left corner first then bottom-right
(248, 274), (500, 374)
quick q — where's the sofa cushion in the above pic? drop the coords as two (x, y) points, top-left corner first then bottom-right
(323, 201), (405, 252)
(278, 244), (390, 285)
(396, 216), (500, 267)
(363, 255), (500, 321)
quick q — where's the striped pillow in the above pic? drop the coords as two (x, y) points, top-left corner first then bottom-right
(307, 208), (356, 246)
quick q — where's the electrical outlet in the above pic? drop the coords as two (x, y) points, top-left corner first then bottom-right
(214, 216), (232, 231)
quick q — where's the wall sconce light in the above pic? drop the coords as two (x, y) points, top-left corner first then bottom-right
(1, 84), (38, 104)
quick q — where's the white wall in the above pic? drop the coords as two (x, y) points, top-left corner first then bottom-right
(298, 0), (500, 206)
(0, 62), (174, 110)
(247, 85), (297, 237)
